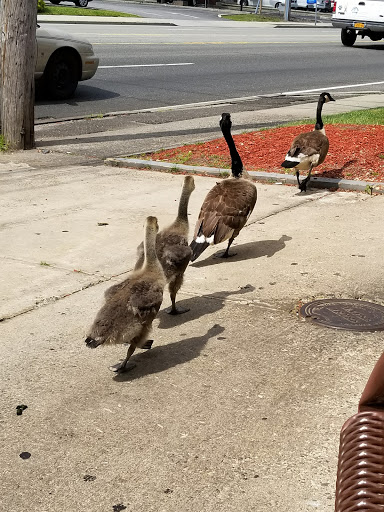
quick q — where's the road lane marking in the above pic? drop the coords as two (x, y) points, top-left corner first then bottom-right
(168, 12), (200, 17)
(98, 62), (194, 69)
(283, 81), (384, 95)
(92, 40), (341, 45)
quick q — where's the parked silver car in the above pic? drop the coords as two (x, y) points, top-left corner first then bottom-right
(35, 25), (99, 99)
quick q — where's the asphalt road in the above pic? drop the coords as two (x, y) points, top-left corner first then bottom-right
(35, 2), (384, 122)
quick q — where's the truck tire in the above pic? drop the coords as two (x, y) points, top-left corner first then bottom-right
(341, 28), (357, 46)
(50, 0), (61, 4)
(75, 0), (89, 6)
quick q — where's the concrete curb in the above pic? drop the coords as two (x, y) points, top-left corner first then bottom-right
(37, 15), (176, 25)
(105, 157), (384, 194)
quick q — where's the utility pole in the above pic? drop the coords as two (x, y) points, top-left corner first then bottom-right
(284, 0), (291, 21)
(0, 0), (37, 150)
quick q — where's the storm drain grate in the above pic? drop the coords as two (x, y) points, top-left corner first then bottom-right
(300, 299), (384, 332)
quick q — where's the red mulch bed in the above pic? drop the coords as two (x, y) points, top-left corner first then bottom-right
(146, 124), (384, 182)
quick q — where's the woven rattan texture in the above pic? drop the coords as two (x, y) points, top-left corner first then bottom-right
(335, 410), (384, 511)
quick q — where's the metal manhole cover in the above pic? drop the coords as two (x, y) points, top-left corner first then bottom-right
(300, 299), (384, 332)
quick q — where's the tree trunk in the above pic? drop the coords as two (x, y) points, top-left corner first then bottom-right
(0, 0), (37, 150)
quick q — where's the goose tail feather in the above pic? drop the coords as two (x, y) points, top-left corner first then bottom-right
(85, 337), (102, 349)
(190, 239), (209, 262)
(281, 160), (299, 168)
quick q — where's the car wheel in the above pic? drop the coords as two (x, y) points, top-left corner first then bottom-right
(74, 0), (89, 6)
(50, 0), (61, 4)
(44, 49), (79, 100)
(341, 28), (357, 47)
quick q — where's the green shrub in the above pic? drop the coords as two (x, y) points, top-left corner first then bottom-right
(37, 0), (46, 13)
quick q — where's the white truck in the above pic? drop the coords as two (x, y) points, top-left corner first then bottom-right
(332, 0), (384, 46)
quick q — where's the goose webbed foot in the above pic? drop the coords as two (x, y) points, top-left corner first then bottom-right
(164, 305), (190, 315)
(215, 239), (236, 259)
(109, 361), (137, 373)
(109, 343), (137, 373)
(299, 176), (311, 193)
(296, 169), (312, 193)
(141, 340), (154, 350)
(215, 250), (237, 259)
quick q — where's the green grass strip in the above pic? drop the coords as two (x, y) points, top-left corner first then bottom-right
(41, 6), (140, 17)
(284, 107), (384, 127)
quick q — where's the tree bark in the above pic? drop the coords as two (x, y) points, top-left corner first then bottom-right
(0, 0), (37, 149)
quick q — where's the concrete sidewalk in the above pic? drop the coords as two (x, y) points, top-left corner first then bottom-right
(1, 151), (384, 511)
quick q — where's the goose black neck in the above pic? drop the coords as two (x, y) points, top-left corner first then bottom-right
(221, 122), (243, 178)
(315, 97), (325, 131)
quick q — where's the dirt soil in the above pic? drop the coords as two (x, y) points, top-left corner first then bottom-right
(143, 124), (384, 182)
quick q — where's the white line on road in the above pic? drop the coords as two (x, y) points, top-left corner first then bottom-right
(98, 63), (195, 69)
(283, 81), (384, 95)
(168, 12), (200, 17)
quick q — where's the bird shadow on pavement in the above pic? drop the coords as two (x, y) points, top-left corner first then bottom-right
(190, 234), (292, 268)
(157, 285), (255, 329)
(112, 324), (225, 382)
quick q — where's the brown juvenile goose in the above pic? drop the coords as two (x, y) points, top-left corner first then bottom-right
(190, 112), (257, 262)
(85, 216), (166, 373)
(135, 175), (195, 315)
(281, 91), (335, 192)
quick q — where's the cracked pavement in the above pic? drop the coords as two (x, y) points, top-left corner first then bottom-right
(1, 153), (384, 511)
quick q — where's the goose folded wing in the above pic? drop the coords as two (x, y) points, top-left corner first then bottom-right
(162, 244), (192, 272)
(289, 132), (328, 159)
(194, 181), (256, 243)
(128, 281), (164, 321)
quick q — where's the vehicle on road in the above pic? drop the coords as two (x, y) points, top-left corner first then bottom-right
(49, 0), (92, 6)
(296, 0), (333, 11)
(332, 0), (384, 46)
(35, 25), (99, 100)
(237, 0), (298, 8)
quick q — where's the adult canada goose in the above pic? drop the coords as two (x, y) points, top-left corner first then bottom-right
(281, 92), (335, 192)
(85, 216), (166, 373)
(190, 112), (257, 262)
(135, 176), (195, 315)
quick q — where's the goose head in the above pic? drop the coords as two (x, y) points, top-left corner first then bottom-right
(220, 112), (232, 132)
(320, 91), (336, 104)
(314, 92), (335, 131)
(146, 215), (159, 233)
(183, 175), (195, 194)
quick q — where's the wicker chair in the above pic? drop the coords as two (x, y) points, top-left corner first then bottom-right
(335, 353), (384, 511)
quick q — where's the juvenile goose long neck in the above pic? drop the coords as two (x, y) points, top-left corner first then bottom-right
(143, 217), (160, 270)
(177, 181), (193, 224)
(315, 97), (325, 132)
